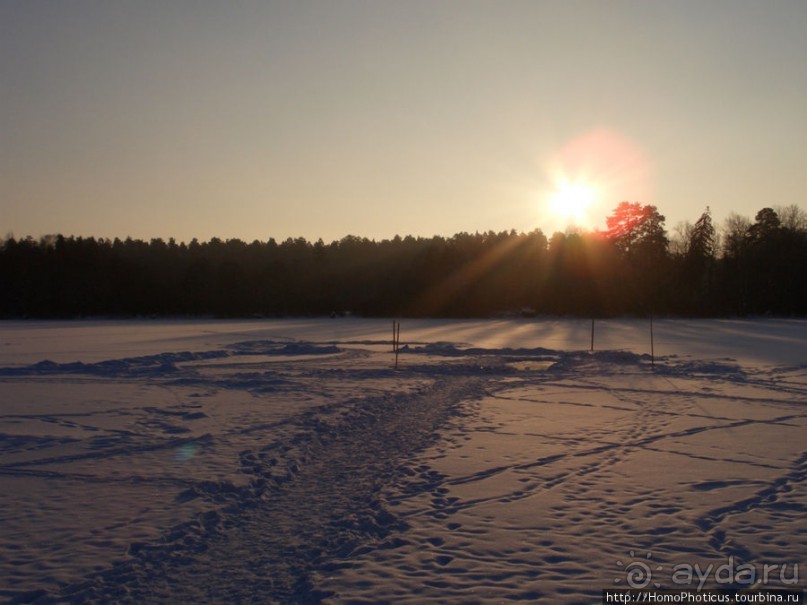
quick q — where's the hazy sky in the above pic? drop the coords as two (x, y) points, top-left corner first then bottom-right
(2, 1), (806, 243)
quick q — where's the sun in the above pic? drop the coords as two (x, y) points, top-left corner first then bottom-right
(548, 181), (597, 225)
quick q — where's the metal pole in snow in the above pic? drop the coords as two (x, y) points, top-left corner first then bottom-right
(590, 318), (595, 352)
(650, 314), (655, 369)
(394, 321), (401, 370)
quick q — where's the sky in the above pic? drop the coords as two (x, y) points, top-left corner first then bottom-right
(2, 0), (806, 244)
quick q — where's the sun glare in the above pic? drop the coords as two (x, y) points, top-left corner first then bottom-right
(548, 181), (597, 225)
(538, 128), (653, 231)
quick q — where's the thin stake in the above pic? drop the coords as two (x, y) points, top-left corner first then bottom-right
(394, 320), (401, 370)
(650, 314), (655, 369)
(590, 318), (595, 352)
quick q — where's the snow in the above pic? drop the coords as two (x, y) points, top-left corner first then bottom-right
(0, 318), (804, 603)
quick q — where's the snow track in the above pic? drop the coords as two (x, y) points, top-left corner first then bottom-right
(50, 376), (485, 604)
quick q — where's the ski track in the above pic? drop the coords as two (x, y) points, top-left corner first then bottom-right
(0, 329), (804, 604)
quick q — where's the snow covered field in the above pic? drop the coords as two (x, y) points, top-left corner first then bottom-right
(0, 318), (804, 603)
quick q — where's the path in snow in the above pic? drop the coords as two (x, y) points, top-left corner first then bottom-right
(53, 375), (487, 603)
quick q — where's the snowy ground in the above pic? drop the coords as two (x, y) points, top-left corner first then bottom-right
(0, 318), (804, 604)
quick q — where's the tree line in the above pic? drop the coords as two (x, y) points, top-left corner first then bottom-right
(1, 203), (805, 318)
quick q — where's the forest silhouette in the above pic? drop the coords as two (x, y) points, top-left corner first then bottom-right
(2, 203), (805, 319)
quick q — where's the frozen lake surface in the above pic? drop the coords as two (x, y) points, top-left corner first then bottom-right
(0, 318), (805, 603)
